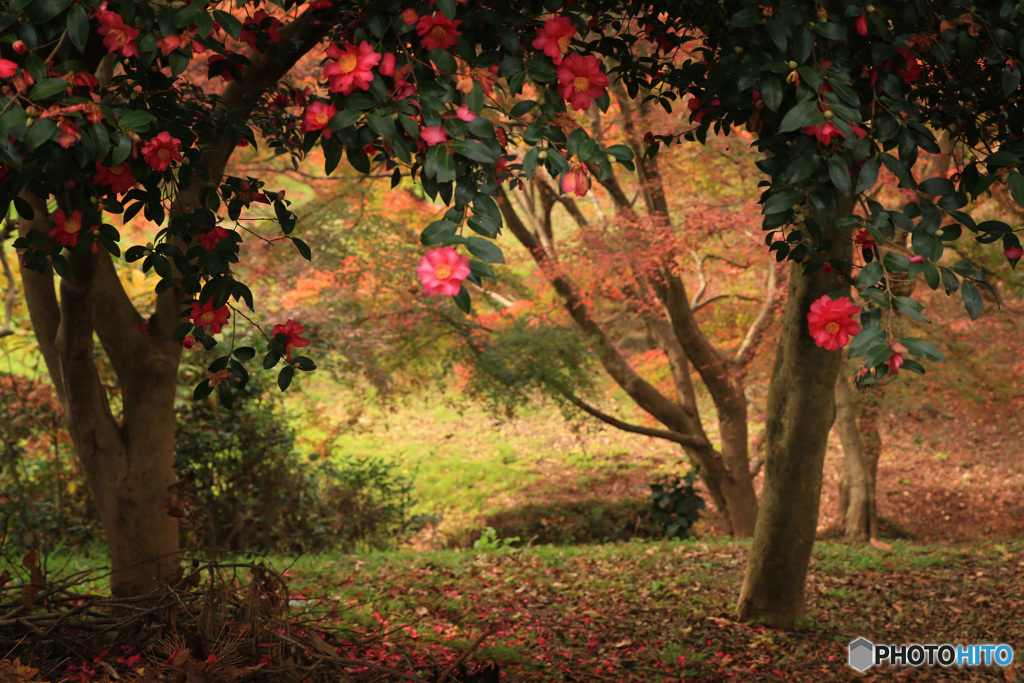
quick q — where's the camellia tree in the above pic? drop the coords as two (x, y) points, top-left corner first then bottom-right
(2, 0), (1023, 628)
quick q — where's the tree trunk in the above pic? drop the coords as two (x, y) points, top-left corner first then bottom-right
(834, 374), (879, 543)
(735, 201), (854, 628)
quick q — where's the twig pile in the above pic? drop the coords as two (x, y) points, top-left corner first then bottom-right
(0, 556), (499, 682)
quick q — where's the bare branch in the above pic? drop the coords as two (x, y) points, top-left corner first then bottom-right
(563, 393), (713, 451)
(689, 251), (708, 308)
(734, 260), (782, 366)
(691, 293), (762, 315)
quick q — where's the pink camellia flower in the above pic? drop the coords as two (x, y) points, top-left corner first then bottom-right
(416, 246), (471, 296)
(454, 104), (477, 122)
(141, 132), (182, 171)
(1005, 245), (1024, 260)
(420, 125), (448, 146)
(379, 53), (396, 77)
(532, 16), (577, 65)
(561, 162), (590, 197)
(95, 161), (136, 195)
(197, 226), (233, 251)
(97, 9), (140, 58)
(190, 300), (230, 335)
(909, 254), (925, 263)
(806, 295), (862, 351)
(272, 319), (309, 360)
(805, 121), (842, 145)
(416, 13), (463, 51)
(556, 54), (609, 112)
(324, 41), (382, 95)
(301, 101), (338, 138)
(856, 14), (868, 36)
(402, 8), (419, 26)
(0, 59), (17, 78)
(12, 41), (26, 54)
(57, 121), (82, 148)
(50, 209), (90, 248)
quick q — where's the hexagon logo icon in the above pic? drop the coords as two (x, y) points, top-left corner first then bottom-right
(848, 637), (875, 672)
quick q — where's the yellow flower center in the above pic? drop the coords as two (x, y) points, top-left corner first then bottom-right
(316, 112), (329, 125)
(556, 35), (572, 52)
(158, 148), (171, 160)
(573, 76), (591, 93)
(431, 25), (448, 40)
(338, 53), (358, 74)
(110, 164), (126, 176)
(825, 321), (840, 335)
(200, 311), (216, 324)
(64, 218), (81, 234)
(111, 28), (128, 48)
(434, 263), (453, 279)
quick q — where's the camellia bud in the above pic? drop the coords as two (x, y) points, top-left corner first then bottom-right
(823, 110), (833, 120)
(12, 40), (26, 54)
(787, 60), (798, 69)
(538, 150), (548, 160)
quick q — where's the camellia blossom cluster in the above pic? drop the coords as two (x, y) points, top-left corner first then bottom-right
(416, 246), (471, 296)
(806, 295), (861, 350)
(141, 132), (182, 171)
(323, 41), (382, 95)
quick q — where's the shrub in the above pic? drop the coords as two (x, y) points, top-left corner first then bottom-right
(174, 372), (418, 554)
(647, 471), (705, 539)
(0, 375), (102, 553)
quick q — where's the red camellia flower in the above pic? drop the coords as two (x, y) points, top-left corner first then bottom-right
(420, 125), (447, 146)
(416, 246), (471, 296)
(324, 41), (382, 95)
(141, 132), (182, 171)
(97, 9), (140, 58)
(402, 9), (419, 26)
(454, 104), (477, 122)
(189, 300), (230, 335)
(1005, 245), (1024, 261)
(532, 16), (577, 65)
(182, 336), (196, 350)
(555, 54), (609, 112)
(272, 319), (309, 360)
(561, 162), (590, 197)
(240, 10), (282, 51)
(806, 295), (862, 351)
(856, 14), (868, 36)
(95, 161), (136, 195)
(302, 101), (337, 138)
(416, 13), (463, 51)
(49, 209), (90, 248)
(197, 226), (233, 251)
(0, 59), (17, 78)
(379, 53), (396, 77)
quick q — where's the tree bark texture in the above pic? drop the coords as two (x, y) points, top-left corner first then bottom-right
(834, 374), (879, 543)
(735, 198), (855, 627)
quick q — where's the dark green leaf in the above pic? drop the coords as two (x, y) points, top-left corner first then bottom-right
(465, 236), (505, 264)
(278, 365), (295, 391)
(960, 280), (983, 319)
(29, 78), (70, 101)
(899, 337), (945, 362)
(778, 100), (817, 133)
(67, 3), (89, 51)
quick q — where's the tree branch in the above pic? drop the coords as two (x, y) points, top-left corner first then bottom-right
(733, 260), (782, 366)
(563, 393), (713, 451)
(497, 189), (692, 431)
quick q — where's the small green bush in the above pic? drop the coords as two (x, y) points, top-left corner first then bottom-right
(647, 471), (705, 539)
(174, 372), (418, 554)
